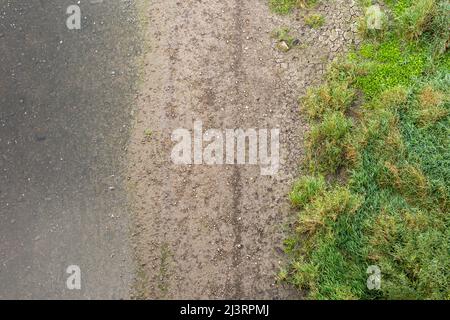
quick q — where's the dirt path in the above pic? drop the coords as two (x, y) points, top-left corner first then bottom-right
(128, 0), (359, 299)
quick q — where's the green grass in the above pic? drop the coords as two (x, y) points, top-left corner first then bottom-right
(269, 0), (298, 14)
(307, 111), (353, 174)
(290, 175), (326, 208)
(302, 81), (356, 119)
(283, 0), (450, 299)
(305, 13), (325, 28)
(397, 0), (436, 40)
(269, 0), (320, 14)
(355, 39), (427, 98)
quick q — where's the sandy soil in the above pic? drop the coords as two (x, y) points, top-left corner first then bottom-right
(127, 0), (360, 299)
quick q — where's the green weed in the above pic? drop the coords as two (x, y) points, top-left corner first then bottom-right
(269, 0), (298, 14)
(269, 0), (321, 14)
(305, 13), (325, 28)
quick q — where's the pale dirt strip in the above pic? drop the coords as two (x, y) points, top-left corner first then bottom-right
(127, 0), (359, 299)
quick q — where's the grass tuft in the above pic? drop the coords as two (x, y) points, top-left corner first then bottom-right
(297, 186), (362, 235)
(302, 82), (356, 119)
(305, 13), (325, 28)
(290, 175), (326, 208)
(307, 111), (352, 174)
(269, 0), (321, 14)
(397, 0), (436, 40)
(269, 0), (298, 14)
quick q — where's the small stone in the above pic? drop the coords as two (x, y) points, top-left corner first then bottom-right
(330, 29), (339, 42)
(277, 41), (290, 52)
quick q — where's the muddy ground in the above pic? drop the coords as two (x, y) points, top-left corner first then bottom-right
(127, 0), (359, 299)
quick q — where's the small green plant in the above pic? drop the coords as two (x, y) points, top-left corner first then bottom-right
(269, 0), (320, 14)
(299, 0), (320, 8)
(144, 128), (153, 140)
(269, 0), (298, 14)
(277, 268), (289, 282)
(290, 175), (326, 208)
(377, 86), (409, 108)
(304, 13), (325, 28)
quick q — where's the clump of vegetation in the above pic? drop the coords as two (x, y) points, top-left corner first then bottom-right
(355, 39), (426, 98)
(299, 0), (320, 8)
(307, 111), (353, 174)
(296, 186), (362, 235)
(283, 0), (450, 299)
(269, 0), (298, 14)
(305, 13), (325, 28)
(144, 128), (153, 141)
(302, 81), (356, 119)
(374, 85), (409, 109)
(290, 175), (326, 208)
(269, 0), (320, 14)
(283, 184), (363, 299)
(427, 0), (450, 56)
(397, 0), (436, 40)
(412, 85), (448, 126)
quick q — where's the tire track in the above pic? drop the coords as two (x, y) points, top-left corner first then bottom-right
(228, 0), (245, 300)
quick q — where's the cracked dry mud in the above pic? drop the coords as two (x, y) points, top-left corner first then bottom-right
(127, 0), (360, 299)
